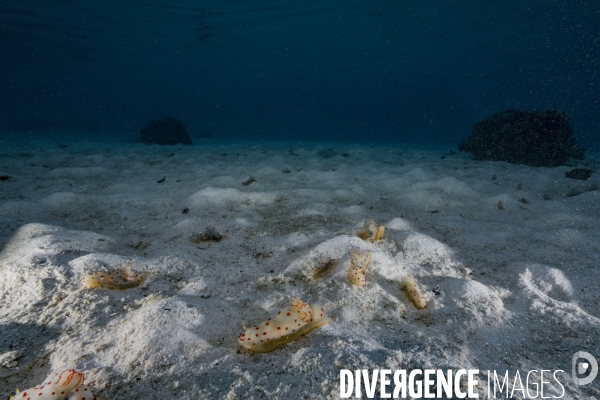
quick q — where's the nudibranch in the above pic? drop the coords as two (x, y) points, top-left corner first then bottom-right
(238, 298), (331, 353)
(347, 248), (372, 286)
(401, 276), (428, 309)
(308, 256), (341, 280)
(10, 369), (107, 400)
(82, 263), (148, 290)
(357, 219), (385, 242)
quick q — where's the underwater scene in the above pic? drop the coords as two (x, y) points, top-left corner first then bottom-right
(0, 1), (599, 399)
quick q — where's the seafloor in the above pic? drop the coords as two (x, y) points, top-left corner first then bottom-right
(0, 137), (599, 399)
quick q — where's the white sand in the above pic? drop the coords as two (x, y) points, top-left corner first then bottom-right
(0, 138), (599, 399)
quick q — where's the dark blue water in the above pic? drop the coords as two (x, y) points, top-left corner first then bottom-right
(1, 1), (598, 149)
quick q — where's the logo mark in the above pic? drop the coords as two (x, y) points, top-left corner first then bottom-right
(572, 351), (598, 386)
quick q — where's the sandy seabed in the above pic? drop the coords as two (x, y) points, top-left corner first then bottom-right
(0, 138), (599, 399)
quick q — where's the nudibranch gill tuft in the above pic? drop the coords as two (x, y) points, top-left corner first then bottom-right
(10, 369), (108, 400)
(238, 297), (331, 353)
(82, 263), (148, 290)
(347, 248), (372, 286)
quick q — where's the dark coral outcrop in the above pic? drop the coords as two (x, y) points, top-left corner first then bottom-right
(566, 168), (593, 180)
(459, 109), (584, 167)
(140, 116), (192, 145)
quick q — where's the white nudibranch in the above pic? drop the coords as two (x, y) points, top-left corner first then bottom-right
(401, 276), (428, 309)
(238, 298), (331, 353)
(10, 369), (107, 400)
(82, 263), (148, 290)
(347, 248), (372, 286)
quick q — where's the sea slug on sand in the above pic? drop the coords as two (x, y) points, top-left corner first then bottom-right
(357, 219), (385, 242)
(11, 369), (107, 400)
(347, 248), (372, 286)
(401, 276), (428, 309)
(238, 298), (331, 353)
(82, 263), (148, 290)
(308, 256), (341, 280)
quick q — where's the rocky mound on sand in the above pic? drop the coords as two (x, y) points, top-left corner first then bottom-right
(140, 116), (192, 145)
(459, 109), (585, 167)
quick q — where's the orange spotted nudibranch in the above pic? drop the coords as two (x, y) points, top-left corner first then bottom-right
(401, 276), (428, 309)
(357, 219), (385, 242)
(308, 257), (341, 280)
(10, 369), (108, 400)
(238, 298), (331, 353)
(82, 263), (148, 290)
(347, 248), (372, 286)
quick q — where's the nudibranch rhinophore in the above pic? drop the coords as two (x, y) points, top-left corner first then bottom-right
(308, 257), (341, 280)
(10, 369), (107, 400)
(238, 298), (331, 353)
(401, 276), (428, 309)
(357, 219), (385, 242)
(82, 263), (148, 290)
(347, 248), (372, 286)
